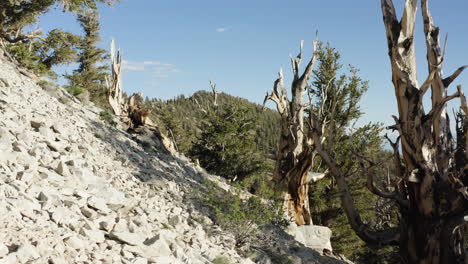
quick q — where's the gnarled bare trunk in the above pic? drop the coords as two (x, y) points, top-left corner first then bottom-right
(264, 39), (324, 225)
(106, 39), (123, 116)
(379, 0), (468, 262)
(269, 1), (468, 262)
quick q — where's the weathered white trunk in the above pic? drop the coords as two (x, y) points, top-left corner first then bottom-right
(378, 0), (468, 262)
(276, 2), (468, 263)
(107, 39), (123, 116)
(264, 39), (320, 225)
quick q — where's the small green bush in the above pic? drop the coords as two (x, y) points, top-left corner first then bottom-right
(212, 256), (230, 264)
(65, 85), (86, 96)
(37, 80), (53, 88)
(99, 111), (117, 126)
(6, 43), (50, 76)
(194, 180), (285, 247)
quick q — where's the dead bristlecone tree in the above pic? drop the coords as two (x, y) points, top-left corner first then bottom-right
(106, 39), (124, 116)
(266, 1), (468, 262)
(288, 1), (468, 263)
(376, 0), (468, 262)
(103, 40), (176, 154)
(263, 36), (326, 226)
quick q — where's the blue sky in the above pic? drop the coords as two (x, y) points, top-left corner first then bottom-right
(39, 0), (468, 127)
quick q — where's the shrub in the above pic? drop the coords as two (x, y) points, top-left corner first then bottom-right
(212, 256), (230, 264)
(194, 180), (286, 247)
(99, 111), (116, 126)
(65, 85), (86, 96)
(6, 43), (49, 75)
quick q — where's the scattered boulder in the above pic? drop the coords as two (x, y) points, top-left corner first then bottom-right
(285, 224), (333, 252)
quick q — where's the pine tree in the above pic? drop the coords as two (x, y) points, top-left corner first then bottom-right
(306, 43), (398, 262)
(65, 10), (109, 106)
(189, 103), (267, 182)
(0, 0), (116, 76)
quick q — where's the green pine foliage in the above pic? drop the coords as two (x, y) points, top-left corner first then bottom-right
(1, 0), (117, 77)
(307, 43), (399, 262)
(194, 180), (285, 247)
(189, 102), (267, 182)
(5, 29), (81, 76)
(65, 10), (109, 107)
(149, 90), (280, 158)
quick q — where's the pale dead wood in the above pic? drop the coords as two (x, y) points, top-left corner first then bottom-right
(107, 39), (124, 116)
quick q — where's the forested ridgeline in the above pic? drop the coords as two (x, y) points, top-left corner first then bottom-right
(146, 91), (281, 158)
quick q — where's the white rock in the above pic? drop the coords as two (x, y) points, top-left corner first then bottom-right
(49, 256), (68, 264)
(1, 254), (18, 264)
(131, 257), (148, 264)
(55, 161), (69, 176)
(0, 242), (9, 257)
(64, 235), (85, 250)
(17, 169), (35, 185)
(113, 218), (128, 233)
(87, 196), (110, 214)
(30, 120), (45, 130)
(285, 224), (333, 252)
(80, 228), (105, 243)
(16, 244), (40, 263)
(51, 206), (76, 226)
(99, 218), (116, 232)
(110, 232), (145, 246)
(141, 236), (172, 258)
(0, 184), (18, 198)
(80, 206), (95, 219)
(46, 140), (63, 152)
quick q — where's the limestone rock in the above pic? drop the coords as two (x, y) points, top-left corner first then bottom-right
(87, 196), (110, 214)
(16, 244), (40, 263)
(0, 242), (9, 257)
(80, 228), (105, 243)
(110, 231), (145, 246)
(64, 235), (85, 250)
(55, 161), (69, 176)
(285, 225), (333, 252)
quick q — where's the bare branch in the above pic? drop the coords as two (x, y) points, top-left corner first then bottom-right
(354, 152), (409, 208)
(400, 0), (418, 39)
(420, 69), (436, 96)
(263, 70), (287, 115)
(443, 65), (468, 87)
(458, 85), (468, 116)
(209, 80), (219, 110)
(107, 39), (124, 116)
(310, 131), (400, 245)
(425, 91), (461, 121)
(297, 32), (319, 90)
(1, 29), (46, 43)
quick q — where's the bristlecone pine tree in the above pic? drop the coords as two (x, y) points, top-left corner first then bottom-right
(65, 11), (108, 106)
(263, 36), (326, 226)
(375, 0), (468, 262)
(267, 1), (468, 262)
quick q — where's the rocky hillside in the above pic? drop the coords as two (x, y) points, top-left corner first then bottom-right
(0, 50), (349, 263)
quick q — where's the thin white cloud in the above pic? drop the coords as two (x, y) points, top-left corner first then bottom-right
(144, 81), (160, 87)
(216, 27), (228, 33)
(122, 60), (179, 78)
(143, 61), (161, 65)
(122, 60), (145, 71)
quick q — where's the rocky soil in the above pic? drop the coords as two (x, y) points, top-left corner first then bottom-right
(0, 50), (349, 263)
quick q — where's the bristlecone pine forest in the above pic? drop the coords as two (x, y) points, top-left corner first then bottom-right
(1, 0), (468, 263)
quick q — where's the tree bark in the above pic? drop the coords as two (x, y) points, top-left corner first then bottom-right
(264, 39), (320, 225)
(379, 0), (468, 262)
(107, 39), (123, 116)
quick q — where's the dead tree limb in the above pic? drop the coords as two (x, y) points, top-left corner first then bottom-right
(106, 39), (123, 116)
